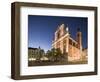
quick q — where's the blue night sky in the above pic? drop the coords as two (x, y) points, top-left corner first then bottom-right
(28, 15), (88, 52)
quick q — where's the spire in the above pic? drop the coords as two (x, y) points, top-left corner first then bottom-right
(38, 46), (41, 49)
(60, 23), (65, 28)
(57, 23), (65, 31)
(76, 27), (82, 49)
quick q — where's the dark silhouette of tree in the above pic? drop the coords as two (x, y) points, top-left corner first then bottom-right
(37, 47), (45, 61)
(54, 48), (61, 61)
(46, 48), (68, 62)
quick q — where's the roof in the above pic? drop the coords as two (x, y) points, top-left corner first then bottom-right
(56, 23), (66, 32)
(69, 37), (78, 44)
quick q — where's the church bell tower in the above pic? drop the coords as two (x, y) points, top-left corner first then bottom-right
(76, 28), (82, 49)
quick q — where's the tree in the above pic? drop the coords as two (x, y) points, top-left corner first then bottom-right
(46, 48), (68, 62)
(36, 47), (45, 61)
(46, 48), (56, 62)
(46, 50), (51, 58)
(47, 48), (62, 62)
(54, 48), (62, 61)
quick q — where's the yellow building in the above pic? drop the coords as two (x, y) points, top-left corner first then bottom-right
(52, 24), (83, 61)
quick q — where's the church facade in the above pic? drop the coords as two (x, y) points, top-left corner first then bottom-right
(52, 24), (86, 62)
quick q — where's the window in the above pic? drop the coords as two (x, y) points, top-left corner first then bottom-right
(69, 39), (72, 45)
(57, 30), (60, 39)
(73, 42), (75, 47)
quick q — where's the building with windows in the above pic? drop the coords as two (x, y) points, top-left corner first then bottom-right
(28, 47), (39, 61)
(28, 47), (45, 61)
(52, 24), (87, 61)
